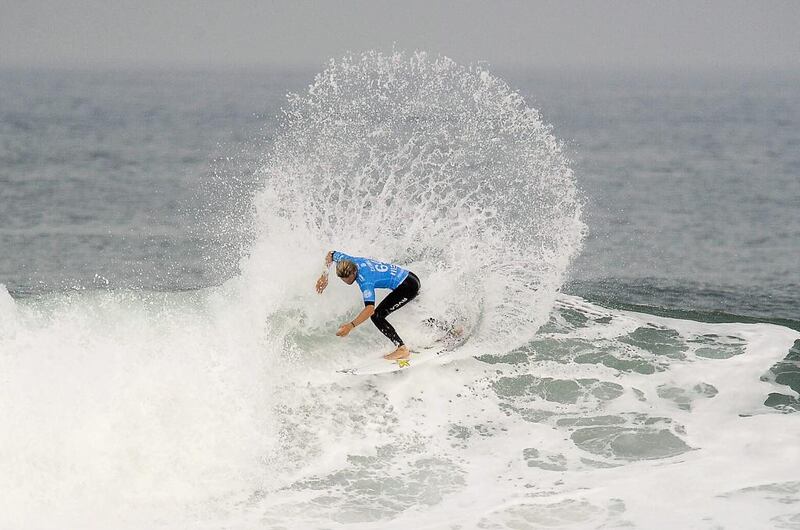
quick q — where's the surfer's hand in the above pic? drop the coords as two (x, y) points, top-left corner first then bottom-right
(336, 322), (353, 337)
(315, 273), (328, 293)
(325, 251), (334, 267)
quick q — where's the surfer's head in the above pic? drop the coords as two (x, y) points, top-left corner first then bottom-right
(336, 260), (357, 285)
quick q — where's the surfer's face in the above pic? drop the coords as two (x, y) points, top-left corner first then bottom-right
(340, 272), (357, 285)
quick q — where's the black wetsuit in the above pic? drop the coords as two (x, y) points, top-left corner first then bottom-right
(370, 272), (420, 346)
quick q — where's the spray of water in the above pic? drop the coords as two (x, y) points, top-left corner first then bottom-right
(0, 50), (585, 528)
(245, 50), (585, 354)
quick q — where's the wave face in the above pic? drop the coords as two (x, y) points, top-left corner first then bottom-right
(2, 52), (799, 530)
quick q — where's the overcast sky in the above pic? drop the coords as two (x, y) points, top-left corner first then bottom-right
(1, 0), (798, 70)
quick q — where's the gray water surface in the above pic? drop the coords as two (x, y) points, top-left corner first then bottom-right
(1, 66), (797, 320)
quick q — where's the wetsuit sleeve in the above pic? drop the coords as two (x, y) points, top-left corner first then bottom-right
(331, 251), (354, 262)
(360, 282), (376, 306)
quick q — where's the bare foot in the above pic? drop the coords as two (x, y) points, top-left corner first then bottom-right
(383, 345), (410, 360)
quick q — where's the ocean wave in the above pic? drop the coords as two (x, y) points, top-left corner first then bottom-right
(2, 52), (798, 529)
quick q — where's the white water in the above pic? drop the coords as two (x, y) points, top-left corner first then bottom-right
(1, 52), (798, 529)
(2, 285), (798, 528)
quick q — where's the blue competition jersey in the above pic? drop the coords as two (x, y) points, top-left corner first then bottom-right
(331, 251), (410, 304)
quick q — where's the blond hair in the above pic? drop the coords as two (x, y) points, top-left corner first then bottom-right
(336, 260), (357, 278)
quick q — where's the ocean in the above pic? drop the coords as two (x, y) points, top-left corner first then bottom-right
(1, 52), (798, 529)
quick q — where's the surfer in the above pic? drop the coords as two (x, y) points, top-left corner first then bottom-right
(315, 250), (419, 360)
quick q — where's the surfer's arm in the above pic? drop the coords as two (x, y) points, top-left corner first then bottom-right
(352, 303), (375, 325)
(331, 250), (355, 263)
(315, 273), (328, 293)
(336, 304), (375, 337)
(316, 251), (337, 293)
(316, 252), (332, 293)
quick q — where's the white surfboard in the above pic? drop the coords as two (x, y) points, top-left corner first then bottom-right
(338, 320), (469, 376)
(338, 343), (451, 375)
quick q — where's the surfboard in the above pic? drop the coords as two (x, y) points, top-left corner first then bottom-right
(338, 325), (469, 375)
(338, 343), (451, 375)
